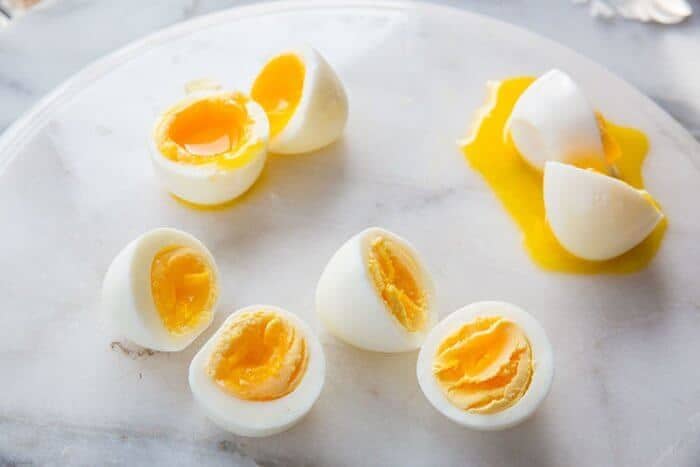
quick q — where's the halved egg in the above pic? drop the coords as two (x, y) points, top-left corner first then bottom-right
(189, 305), (325, 437)
(543, 161), (664, 261)
(251, 47), (348, 154)
(417, 301), (553, 431)
(151, 91), (269, 205)
(102, 228), (218, 351)
(505, 69), (606, 171)
(315, 227), (436, 352)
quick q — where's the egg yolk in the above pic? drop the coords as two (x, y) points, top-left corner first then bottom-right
(150, 245), (216, 335)
(154, 92), (263, 170)
(367, 237), (427, 332)
(251, 53), (305, 138)
(461, 77), (667, 274)
(433, 316), (533, 414)
(206, 310), (308, 401)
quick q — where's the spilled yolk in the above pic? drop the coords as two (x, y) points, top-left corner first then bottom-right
(150, 245), (216, 335)
(206, 310), (308, 401)
(154, 92), (264, 170)
(251, 53), (305, 138)
(367, 236), (427, 332)
(461, 77), (667, 274)
(433, 316), (533, 414)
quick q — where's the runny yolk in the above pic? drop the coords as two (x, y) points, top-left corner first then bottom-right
(433, 316), (533, 414)
(206, 310), (308, 401)
(461, 77), (667, 274)
(367, 237), (427, 332)
(150, 245), (216, 335)
(251, 53), (305, 138)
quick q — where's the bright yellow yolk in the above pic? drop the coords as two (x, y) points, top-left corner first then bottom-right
(206, 310), (308, 401)
(433, 316), (533, 414)
(150, 245), (216, 335)
(367, 237), (427, 332)
(154, 92), (263, 170)
(461, 77), (667, 274)
(251, 53), (305, 138)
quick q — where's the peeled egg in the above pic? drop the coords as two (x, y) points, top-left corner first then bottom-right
(189, 305), (325, 437)
(417, 301), (553, 431)
(544, 161), (663, 261)
(102, 228), (218, 351)
(315, 227), (436, 352)
(151, 91), (269, 205)
(251, 46), (348, 154)
(505, 69), (605, 170)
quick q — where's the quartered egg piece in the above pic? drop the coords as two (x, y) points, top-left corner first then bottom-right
(417, 301), (553, 431)
(151, 91), (269, 205)
(315, 227), (436, 353)
(543, 161), (664, 261)
(251, 46), (348, 155)
(102, 228), (219, 351)
(505, 69), (606, 171)
(189, 305), (325, 437)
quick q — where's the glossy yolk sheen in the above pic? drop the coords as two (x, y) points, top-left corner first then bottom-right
(206, 310), (308, 401)
(154, 92), (262, 170)
(433, 316), (533, 414)
(251, 53), (305, 138)
(461, 77), (667, 274)
(367, 237), (427, 332)
(150, 245), (216, 335)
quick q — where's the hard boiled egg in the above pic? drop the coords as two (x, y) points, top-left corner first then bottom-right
(251, 47), (348, 154)
(316, 227), (436, 352)
(505, 69), (605, 170)
(544, 161), (664, 261)
(151, 91), (269, 205)
(189, 305), (325, 437)
(417, 301), (553, 431)
(102, 228), (218, 351)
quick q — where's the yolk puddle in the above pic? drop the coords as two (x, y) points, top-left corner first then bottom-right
(150, 245), (216, 335)
(433, 316), (533, 414)
(367, 236), (427, 332)
(206, 310), (308, 401)
(251, 53), (305, 138)
(461, 77), (667, 274)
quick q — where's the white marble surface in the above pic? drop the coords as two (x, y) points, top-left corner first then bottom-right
(1, 2), (700, 467)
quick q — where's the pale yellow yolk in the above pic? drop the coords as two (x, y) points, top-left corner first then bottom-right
(461, 77), (667, 274)
(367, 237), (427, 332)
(251, 53), (305, 138)
(433, 316), (533, 414)
(150, 245), (216, 335)
(154, 92), (263, 170)
(206, 310), (308, 401)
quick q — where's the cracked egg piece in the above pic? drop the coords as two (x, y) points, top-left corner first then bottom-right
(189, 305), (325, 437)
(151, 91), (269, 205)
(417, 301), (553, 431)
(315, 227), (436, 352)
(251, 46), (348, 154)
(102, 228), (218, 351)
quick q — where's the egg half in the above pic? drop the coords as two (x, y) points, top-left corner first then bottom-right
(417, 301), (553, 431)
(189, 305), (325, 437)
(316, 227), (436, 352)
(151, 91), (269, 205)
(102, 228), (218, 351)
(251, 46), (348, 154)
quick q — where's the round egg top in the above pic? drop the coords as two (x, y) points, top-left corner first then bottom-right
(189, 305), (325, 437)
(102, 228), (219, 351)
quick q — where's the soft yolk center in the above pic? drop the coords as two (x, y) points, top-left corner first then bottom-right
(206, 310), (308, 401)
(367, 236), (427, 332)
(433, 316), (533, 414)
(150, 245), (216, 335)
(251, 53), (305, 138)
(461, 77), (667, 274)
